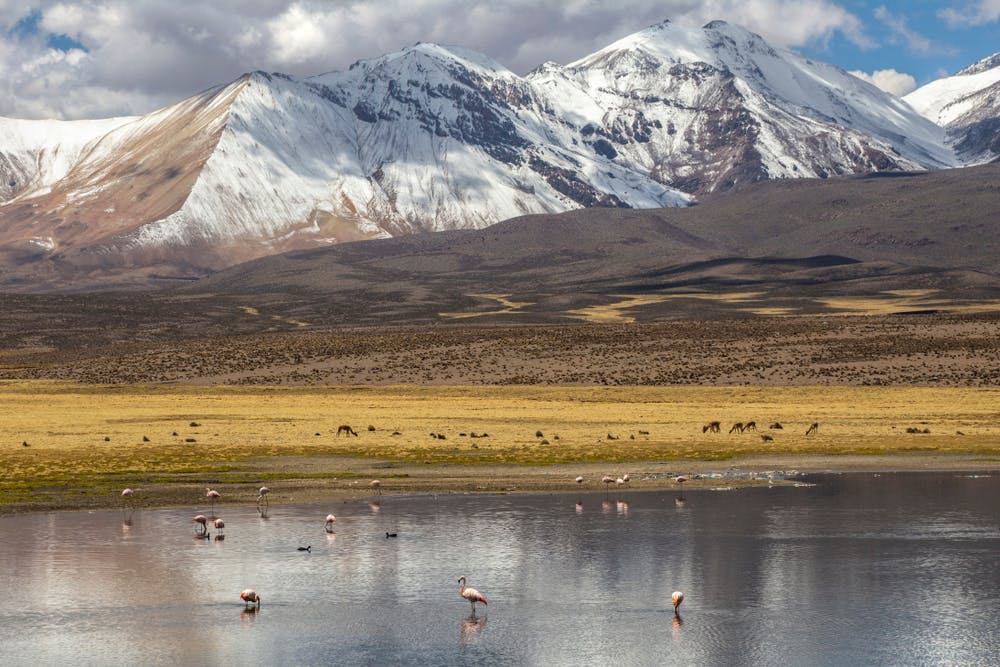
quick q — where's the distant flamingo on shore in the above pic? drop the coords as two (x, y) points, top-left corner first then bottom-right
(121, 488), (134, 509)
(240, 589), (261, 609)
(325, 514), (337, 533)
(369, 480), (382, 495)
(575, 476), (584, 485)
(206, 488), (221, 517)
(458, 576), (487, 616)
(601, 475), (615, 493)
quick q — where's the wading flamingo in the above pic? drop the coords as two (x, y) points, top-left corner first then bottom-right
(206, 488), (221, 517)
(458, 576), (487, 615)
(672, 591), (684, 612)
(214, 518), (225, 536)
(369, 479), (382, 495)
(622, 473), (630, 484)
(601, 475), (615, 493)
(256, 486), (270, 508)
(121, 488), (134, 509)
(325, 514), (337, 533)
(192, 514), (209, 536)
(240, 589), (261, 609)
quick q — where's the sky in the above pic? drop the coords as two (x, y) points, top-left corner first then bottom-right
(1, 1), (998, 120)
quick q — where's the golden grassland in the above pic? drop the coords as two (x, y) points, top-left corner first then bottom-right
(3, 381), (999, 514)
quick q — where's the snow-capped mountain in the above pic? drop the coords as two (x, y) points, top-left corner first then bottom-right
(0, 20), (973, 285)
(905, 53), (1000, 163)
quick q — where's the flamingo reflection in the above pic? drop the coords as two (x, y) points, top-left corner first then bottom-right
(460, 614), (487, 644)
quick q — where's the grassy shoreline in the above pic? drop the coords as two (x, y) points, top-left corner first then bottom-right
(4, 381), (999, 514)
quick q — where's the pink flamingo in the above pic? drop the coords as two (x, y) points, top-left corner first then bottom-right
(622, 473), (630, 484)
(458, 576), (487, 615)
(256, 486), (270, 508)
(240, 589), (261, 609)
(121, 488), (134, 509)
(672, 591), (684, 612)
(206, 488), (221, 517)
(575, 476), (584, 484)
(616, 477), (625, 488)
(192, 514), (208, 536)
(601, 475), (615, 493)
(214, 518), (225, 536)
(369, 479), (382, 495)
(325, 514), (337, 533)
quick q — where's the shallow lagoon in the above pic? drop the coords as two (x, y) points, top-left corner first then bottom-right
(2, 472), (999, 666)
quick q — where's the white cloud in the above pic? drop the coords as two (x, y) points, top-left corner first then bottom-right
(0, 0), (874, 119)
(940, 1), (1000, 27)
(848, 68), (917, 96)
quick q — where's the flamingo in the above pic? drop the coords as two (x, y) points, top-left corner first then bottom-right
(214, 518), (225, 536)
(369, 479), (382, 495)
(622, 473), (630, 484)
(325, 514), (337, 533)
(601, 475), (615, 493)
(675, 475), (687, 485)
(240, 589), (261, 609)
(575, 476), (584, 484)
(206, 488), (221, 517)
(458, 576), (487, 615)
(616, 477), (625, 488)
(672, 591), (684, 612)
(121, 488), (134, 509)
(256, 486), (270, 508)
(192, 514), (208, 536)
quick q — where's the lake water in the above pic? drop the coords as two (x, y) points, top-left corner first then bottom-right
(1, 472), (998, 666)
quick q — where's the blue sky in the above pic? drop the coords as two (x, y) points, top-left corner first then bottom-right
(0, 1), (998, 120)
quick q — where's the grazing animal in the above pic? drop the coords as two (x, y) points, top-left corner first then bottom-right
(535, 430), (544, 438)
(729, 422), (744, 434)
(760, 434), (774, 442)
(367, 425), (376, 432)
(703, 421), (721, 434)
(606, 433), (619, 440)
(458, 576), (488, 614)
(672, 591), (684, 611)
(325, 514), (337, 532)
(369, 479), (382, 495)
(22, 440), (29, 447)
(240, 589), (261, 608)
(192, 515), (209, 536)
(337, 424), (358, 437)
(743, 421), (757, 432)
(769, 422), (783, 430)
(206, 488), (221, 517)
(805, 422), (819, 436)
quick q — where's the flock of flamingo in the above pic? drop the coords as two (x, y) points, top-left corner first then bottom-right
(119, 473), (686, 621)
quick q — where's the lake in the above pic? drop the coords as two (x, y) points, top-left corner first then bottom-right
(2, 472), (998, 666)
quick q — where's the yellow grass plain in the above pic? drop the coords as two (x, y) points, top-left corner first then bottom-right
(3, 381), (999, 513)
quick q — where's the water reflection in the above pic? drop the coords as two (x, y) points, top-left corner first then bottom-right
(0, 473), (998, 665)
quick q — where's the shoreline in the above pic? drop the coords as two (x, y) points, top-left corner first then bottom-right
(4, 452), (997, 517)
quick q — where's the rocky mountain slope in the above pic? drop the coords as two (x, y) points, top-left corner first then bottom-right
(0, 20), (969, 289)
(906, 52), (1000, 163)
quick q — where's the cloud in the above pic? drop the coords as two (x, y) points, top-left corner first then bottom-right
(939, 1), (1000, 27)
(0, 0), (874, 120)
(874, 5), (934, 54)
(848, 68), (917, 97)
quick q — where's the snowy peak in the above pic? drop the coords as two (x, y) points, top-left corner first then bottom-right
(905, 53), (1000, 163)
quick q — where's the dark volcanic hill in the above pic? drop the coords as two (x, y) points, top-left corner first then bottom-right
(185, 164), (1000, 325)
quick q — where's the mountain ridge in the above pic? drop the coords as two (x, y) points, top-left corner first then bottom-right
(0, 20), (997, 290)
